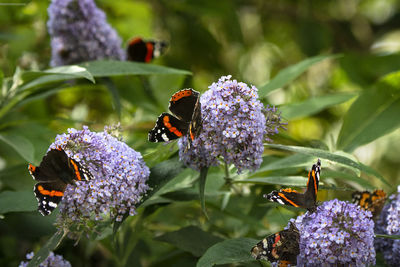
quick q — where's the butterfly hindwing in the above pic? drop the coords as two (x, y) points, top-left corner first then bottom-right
(148, 113), (189, 142)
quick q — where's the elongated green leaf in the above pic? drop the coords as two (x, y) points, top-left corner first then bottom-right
(337, 71), (400, 152)
(21, 60), (191, 91)
(255, 153), (314, 174)
(0, 191), (36, 214)
(197, 238), (257, 267)
(375, 234), (400, 240)
(0, 134), (34, 162)
(323, 170), (374, 189)
(280, 92), (357, 120)
(199, 167), (209, 219)
(101, 77), (121, 117)
(26, 230), (66, 267)
(235, 176), (308, 186)
(259, 54), (340, 96)
(156, 226), (223, 257)
(44, 65), (95, 83)
(265, 144), (389, 187)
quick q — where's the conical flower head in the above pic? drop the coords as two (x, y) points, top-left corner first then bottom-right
(179, 75), (284, 173)
(48, 0), (125, 66)
(291, 199), (375, 266)
(50, 125), (149, 234)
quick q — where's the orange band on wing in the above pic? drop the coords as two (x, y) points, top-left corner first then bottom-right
(170, 89), (193, 102)
(278, 192), (300, 207)
(163, 116), (183, 137)
(37, 185), (63, 197)
(145, 42), (154, 63)
(69, 159), (82, 181)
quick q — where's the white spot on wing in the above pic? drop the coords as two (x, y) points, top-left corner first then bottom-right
(48, 202), (58, 208)
(161, 133), (169, 141)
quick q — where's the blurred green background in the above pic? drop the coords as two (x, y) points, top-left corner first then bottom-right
(1, 0), (400, 266)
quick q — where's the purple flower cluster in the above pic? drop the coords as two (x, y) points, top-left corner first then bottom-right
(48, 0), (125, 66)
(375, 186), (400, 266)
(179, 75), (284, 173)
(387, 185), (400, 235)
(290, 199), (375, 266)
(19, 252), (71, 267)
(51, 125), (149, 231)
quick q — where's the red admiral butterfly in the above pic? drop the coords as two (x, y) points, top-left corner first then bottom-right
(148, 88), (202, 143)
(28, 148), (93, 216)
(127, 37), (168, 63)
(251, 222), (300, 265)
(265, 159), (321, 212)
(352, 189), (386, 219)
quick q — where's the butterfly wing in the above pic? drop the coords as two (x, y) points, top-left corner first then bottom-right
(148, 113), (189, 142)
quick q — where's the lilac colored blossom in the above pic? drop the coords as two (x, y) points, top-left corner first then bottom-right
(48, 0), (125, 66)
(51, 125), (149, 233)
(375, 189), (400, 266)
(179, 75), (285, 173)
(387, 185), (400, 235)
(19, 252), (71, 267)
(289, 199), (375, 266)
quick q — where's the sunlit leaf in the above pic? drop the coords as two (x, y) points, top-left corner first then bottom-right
(259, 54), (340, 97)
(337, 71), (400, 152)
(280, 92), (357, 120)
(265, 144), (389, 187)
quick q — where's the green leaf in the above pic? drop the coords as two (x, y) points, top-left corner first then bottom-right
(265, 144), (390, 187)
(101, 77), (121, 117)
(375, 234), (400, 240)
(0, 69), (3, 90)
(0, 133), (34, 162)
(323, 170), (374, 189)
(199, 167), (209, 219)
(280, 92), (357, 120)
(156, 226), (223, 257)
(235, 176), (308, 186)
(0, 191), (36, 214)
(259, 54), (340, 97)
(26, 230), (66, 267)
(197, 238), (258, 267)
(81, 60), (192, 77)
(21, 60), (191, 91)
(254, 153), (314, 174)
(337, 71), (400, 152)
(44, 65), (95, 83)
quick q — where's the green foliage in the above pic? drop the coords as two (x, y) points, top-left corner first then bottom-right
(1, 1), (400, 266)
(197, 238), (258, 267)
